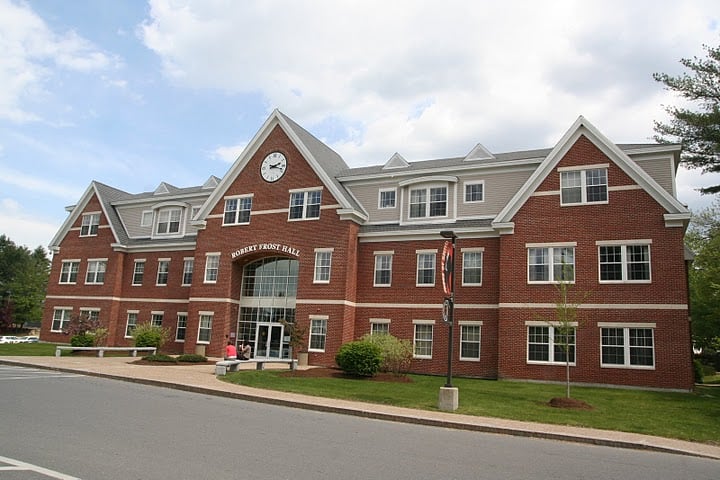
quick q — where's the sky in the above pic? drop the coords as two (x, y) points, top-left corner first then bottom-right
(1, 0), (719, 250)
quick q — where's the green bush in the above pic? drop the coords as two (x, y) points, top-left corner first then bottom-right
(178, 353), (207, 363)
(361, 333), (413, 375)
(335, 340), (382, 377)
(143, 354), (177, 363)
(70, 333), (94, 347)
(693, 359), (705, 384)
(131, 322), (171, 349)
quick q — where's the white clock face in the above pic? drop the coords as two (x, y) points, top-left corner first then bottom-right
(260, 152), (287, 182)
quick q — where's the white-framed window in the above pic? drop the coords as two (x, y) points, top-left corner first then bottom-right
(80, 212), (100, 236)
(51, 308), (72, 332)
(526, 323), (576, 364)
(313, 249), (333, 283)
(132, 260), (145, 286)
(85, 259), (107, 285)
(223, 196), (253, 225)
(379, 189), (397, 209)
(416, 250), (436, 286)
(289, 189), (322, 220)
(598, 242), (651, 283)
(527, 245), (575, 283)
(156, 259), (170, 286)
(79, 308), (100, 323)
(309, 316), (327, 352)
(204, 253), (220, 283)
(156, 207), (182, 235)
(600, 324), (655, 369)
(198, 312), (213, 343)
(125, 311), (138, 337)
(462, 248), (483, 286)
(151, 311), (163, 327)
(409, 186), (447, 218)
(374, 252), (393, 287)
(176, 313), (187, 341)
(459, 321), (482, 361)
(464, 181), (484, 203)
(413, 321), (434, 358)
(370, 318), (390, 335)
(560, 167), (608, 205)
(59, 260), (80, 284)
(141, 211), (153, 227)
(182, 258), (194, 286)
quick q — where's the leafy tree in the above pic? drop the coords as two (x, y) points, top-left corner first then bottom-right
(535, 263), (589, 399)
(653, 42), (720, 194)
(685, 202), (720, 351)
(0, 235), (50, 331)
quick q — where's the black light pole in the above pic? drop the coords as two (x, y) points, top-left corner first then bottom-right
(440, 230), (456, 388)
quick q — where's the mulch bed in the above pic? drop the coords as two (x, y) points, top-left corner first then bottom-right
(281, 367), (413, 383)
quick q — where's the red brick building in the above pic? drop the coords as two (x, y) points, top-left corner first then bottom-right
(42, 110), (694, 390)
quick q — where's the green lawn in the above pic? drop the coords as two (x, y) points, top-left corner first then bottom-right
(0, 342), (59, 356)
(222, 370), (720, 444)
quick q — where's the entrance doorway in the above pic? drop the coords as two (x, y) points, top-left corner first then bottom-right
(236, 256), (298, 360)
(255, 323), (286, 359)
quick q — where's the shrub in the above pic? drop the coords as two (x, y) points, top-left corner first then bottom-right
(143, 354), (177, 363)
(335, 340), (382, 377)
(361, 333), (413, 375)
(131, 322), (171, 349)
(178, 353), (207, 363)
(70, 333), (94, 347)
(693, 359), (705, 384)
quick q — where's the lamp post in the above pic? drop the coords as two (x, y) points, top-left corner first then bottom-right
(439, 231), (458, 410)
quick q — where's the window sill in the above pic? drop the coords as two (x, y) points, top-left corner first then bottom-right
(601, 364), (655, 370)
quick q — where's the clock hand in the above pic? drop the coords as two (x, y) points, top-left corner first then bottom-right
(270, 163), (284, 168)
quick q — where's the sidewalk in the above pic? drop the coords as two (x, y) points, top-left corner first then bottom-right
(2, 355), (719, 461)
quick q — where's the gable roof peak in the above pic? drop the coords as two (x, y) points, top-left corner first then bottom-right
(464, 143), (496, 161)
(154, 182), (177, 195)
(383, 152), (410, 169)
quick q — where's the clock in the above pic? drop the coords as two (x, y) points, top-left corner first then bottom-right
(260, 152), (287, 182)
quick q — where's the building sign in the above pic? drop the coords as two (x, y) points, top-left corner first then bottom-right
(230, 243), (301, 259)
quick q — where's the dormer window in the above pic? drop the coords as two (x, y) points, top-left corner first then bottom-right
(409, 186), (447, 218)
(156, 207), (181, 235)
(80, 213), (100, 236)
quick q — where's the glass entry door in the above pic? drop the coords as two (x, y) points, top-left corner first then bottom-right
(255, 323), (284, 359)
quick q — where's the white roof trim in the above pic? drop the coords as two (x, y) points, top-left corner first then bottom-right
(49, 182), (121, 248)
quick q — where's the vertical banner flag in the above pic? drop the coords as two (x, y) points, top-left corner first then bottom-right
(441, 240), (454, 296)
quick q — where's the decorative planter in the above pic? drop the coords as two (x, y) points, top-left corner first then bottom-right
(297, 352), (309, 366)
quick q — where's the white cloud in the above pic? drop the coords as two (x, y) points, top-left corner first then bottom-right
(139, 0), (719, 165)
(0, 198), (58, 249)
(0, 164), (84, 200)
(0, 0), (115, 123)
(212, 143), (247, 164)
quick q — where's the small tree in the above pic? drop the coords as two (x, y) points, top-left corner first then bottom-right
(536, 263), (589, 399)
(280, 318), (307, 358)
(65, 312), (108, 347)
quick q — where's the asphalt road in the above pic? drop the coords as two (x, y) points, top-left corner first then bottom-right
(1, 364), (718, 479)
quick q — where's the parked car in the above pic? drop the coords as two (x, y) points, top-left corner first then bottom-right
(0, 336), (19, 344)
(18, 336), (39, 343)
